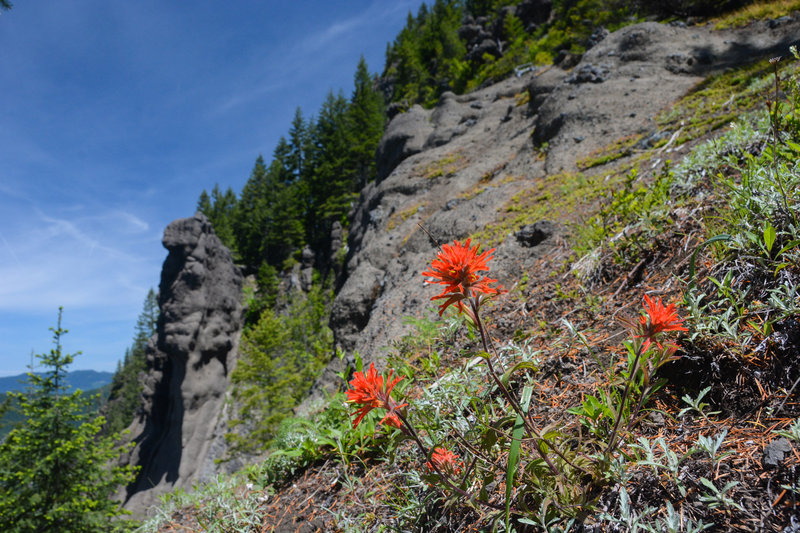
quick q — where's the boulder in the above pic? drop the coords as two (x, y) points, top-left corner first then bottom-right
(375, 105), (433, 182)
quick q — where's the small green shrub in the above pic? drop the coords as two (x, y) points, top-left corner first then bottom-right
(228, 286), (333, 452)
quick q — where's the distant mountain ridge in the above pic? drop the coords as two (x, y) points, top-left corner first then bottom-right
(0, 370), (113, 394)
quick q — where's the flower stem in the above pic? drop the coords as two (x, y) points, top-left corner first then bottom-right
(395, 411), (512, 513)
(471, 298), (589, 477)
(604, 343), (645, 456)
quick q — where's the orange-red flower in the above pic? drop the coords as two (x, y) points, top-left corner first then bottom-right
(425, 447), (463, 476)
(636, 294), (688, 352)
(345, 362), (407, 429)
(422, 238), (505, 315)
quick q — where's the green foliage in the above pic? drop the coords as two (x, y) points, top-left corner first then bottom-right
(347, 56), (386, 189)
(383, 0), (467, 106)
(136, 468), (265, 533)
(576, 165), (676, 266)
(382, 0), (768, 107)
(197, 184), (238, 254)
(682, 59), (800, 350)
(305, 59), (385, 250)
(210, 58), (385, 280)
(228, 286), (334, 452)
(0, 309), (137, 532)
(103, 288), (158, 436)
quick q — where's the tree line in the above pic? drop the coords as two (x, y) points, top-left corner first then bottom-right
(197, 57), (385, 295)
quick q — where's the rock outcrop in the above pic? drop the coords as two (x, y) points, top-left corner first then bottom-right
(310, 15), (800, 401)
(307, 70), (555, 396)
(122, 213), (243, 515)
(530, 19), (800, 173)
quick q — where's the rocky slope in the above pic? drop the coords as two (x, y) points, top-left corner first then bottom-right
(122, 213), (244, 515)
(316, 15), (800, 397)
(125, 12), (800, 520)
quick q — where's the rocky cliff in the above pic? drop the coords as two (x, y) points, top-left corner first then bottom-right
(122, 213), (243, 515)
(316, 15), (800, 396)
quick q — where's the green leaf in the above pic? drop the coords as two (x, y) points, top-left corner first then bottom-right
(500, 360), (539, 388)
(786, 140), (800, 153)
(777, 239), (800, 258)
(505, 385), (533, 530)
(689, 234), (731, 286)
(763, 222), (776, 254)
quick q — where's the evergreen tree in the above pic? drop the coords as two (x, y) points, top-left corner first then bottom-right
(233, 156), (271, 269)
(209, 184), (238, 252)
(307, 90), (352, 248)
(103, 289), (159, 436)
(286, 108), (310, 184)
(384, 0), (465, 107)
(229, 288), (333, 451)
(0, 309), (137, 532)
(197, 184), (238, 254)
(264, 160), (305, 267)
(132, 288), (158, 355)
(196, 189), (212, 214)
(348, 56), (386, 190)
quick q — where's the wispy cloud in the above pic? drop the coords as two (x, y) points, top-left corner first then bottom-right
(0, 0), (428, 376)
(211, 0), (419, 117)
(299, 0), (414, 54)
(0, 205), (156, 313)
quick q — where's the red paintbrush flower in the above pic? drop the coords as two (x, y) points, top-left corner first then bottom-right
(422, 238), (505, 315)
(425, 447), (463, 476)
(636, 294), (688, 352)
(345, 362), (407, 429)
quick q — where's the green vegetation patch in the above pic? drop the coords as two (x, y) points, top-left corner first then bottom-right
(656, 59), (786, 145)
(713, 0), (800, 28)
(577, 133), (646, 170)
(421, 151), (468, 179)
(472, 166), (634, 246)
(227, 286), (334, 453)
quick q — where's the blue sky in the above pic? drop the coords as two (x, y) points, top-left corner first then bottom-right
(0, 1), (423, 376)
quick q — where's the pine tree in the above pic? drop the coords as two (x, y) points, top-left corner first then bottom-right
(103, 289), (159, 436)
(383, 0), (466, 107)
(196, 189), (212, 214)
(132, 288), (158, 356)
(209, 184), (238, 252)
(347, 56), (386, 190)
(286, 108), (310, 184)
(229, 288), (332, 451)
(233, 156), (271, 269)
(307, 90), (352, 248)
(198, 185), (238, 254)
(0, 309), (137, 532)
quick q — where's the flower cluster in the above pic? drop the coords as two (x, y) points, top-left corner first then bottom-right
(635, 294), (687, 353)
(345, 362), (407, 429)
(425, 447), (463, 477)
(421, 238), (505, 316)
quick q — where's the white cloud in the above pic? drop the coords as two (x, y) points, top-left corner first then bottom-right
(0, 205), (158, 313)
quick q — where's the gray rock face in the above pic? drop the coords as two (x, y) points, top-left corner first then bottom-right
(530, 17), (800, 173)
(307, 17), (800, 408)
(376, 105), (433, 182)
(301, 71), (551, 407)
(375, 93), (486, 182)
(122, 213), (243, 516)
